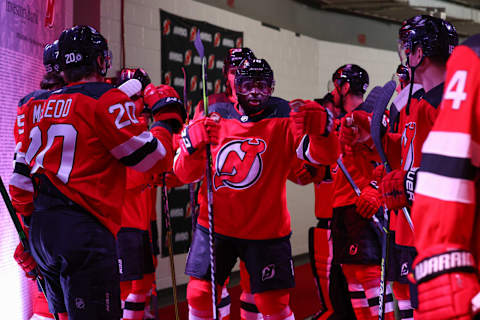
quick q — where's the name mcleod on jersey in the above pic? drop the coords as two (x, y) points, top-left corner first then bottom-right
(214, 138), (266, 190)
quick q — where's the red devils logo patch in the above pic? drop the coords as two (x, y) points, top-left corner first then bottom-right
(190, 75), (198, 92)
(184, 49), (192, 66)
(214, 138), (266, 190)
(401, 122), (416, 170)
(163, 19), (171, 35)
(214, 32), (221, 47)
(208, 54), (215, 70)
(235, 37), (243, 48)
(164, 71), (172, 86)
(190, 26), (198, 42)
(214, 79), (221, 94)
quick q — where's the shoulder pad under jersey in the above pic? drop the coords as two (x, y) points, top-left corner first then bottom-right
(60, 82), (114, 100)
(18, 89), (50, 107)
(422, 83), (444, 109)
(265, 96), (290, 118)
(461, 34), (480, 58)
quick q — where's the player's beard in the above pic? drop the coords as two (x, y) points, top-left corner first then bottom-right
(237, 93), (269, 116)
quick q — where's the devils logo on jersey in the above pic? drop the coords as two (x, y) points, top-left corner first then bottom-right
(184, 49), (193, 66)
(214, 79), (221, 94)
(214, 138), (266, 190)
(401, 122), (416, 170)
(214, 32), (221, 47)
(163, 19), (171, 35)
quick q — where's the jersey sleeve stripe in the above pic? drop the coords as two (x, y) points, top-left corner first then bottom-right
(14, 162), (31, 177)
(296, 135), (321, 165)
(129, 141), (167, 172)
(420, 153), (476, 180)
(119, 138), (159, 166)
(110, 131), (154, 159)
(415, 171), (475, 204)
(9, 173), (34, 192)
(421, 131), (478, 161)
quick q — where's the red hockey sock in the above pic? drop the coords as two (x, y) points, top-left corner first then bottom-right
(254, 289), (293, 319)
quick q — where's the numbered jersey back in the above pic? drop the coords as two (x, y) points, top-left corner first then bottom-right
(25, 82), (152, 234)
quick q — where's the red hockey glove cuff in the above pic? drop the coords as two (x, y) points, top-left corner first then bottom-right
(181, 117), (220, 155)
(290, 99), (333, 137)
(356, 183), (382, 219)
(294, 164), (327, 185)
(339, 120), (357, 148)
(414, 250), (479, 320)
(14, 242), (37, 279)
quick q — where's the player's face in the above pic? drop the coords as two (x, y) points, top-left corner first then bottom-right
(237, 79), (272, 107)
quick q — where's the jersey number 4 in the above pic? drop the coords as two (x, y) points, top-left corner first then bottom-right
(27, 124), (78, 184)
(444, 70), (467, 110)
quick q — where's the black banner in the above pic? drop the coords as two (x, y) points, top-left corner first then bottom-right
(160, 9), (243, 116)
(159, 10), (242, 256)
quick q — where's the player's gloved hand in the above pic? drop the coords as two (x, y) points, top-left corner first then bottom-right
(14, 242), (37, 279)
(181, 117), (220, 155)
(144, 84), (187, 134)
(290, 99), (332, 137)
(379, 169), (407, 210)
(373, 164), (386, 183)
(356, 183), (382, 219)
(380, 167), (418, 210)
(294, 164), (326, 185)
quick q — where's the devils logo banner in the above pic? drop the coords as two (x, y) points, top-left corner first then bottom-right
(160, 10), (243, 117)
(160, 10), (242, 256)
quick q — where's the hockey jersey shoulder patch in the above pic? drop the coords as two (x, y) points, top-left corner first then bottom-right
(422, 83), (444, 109)
(461, 34), (480, 58)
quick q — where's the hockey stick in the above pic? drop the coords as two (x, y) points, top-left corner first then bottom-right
(161, 174), (180, 320)
(194, 30), (219, 320)
(182, 67), (199, 236)
(369, 81), (396, 320)
(336, 158), (384, 233)
(0, 176), (59, 320)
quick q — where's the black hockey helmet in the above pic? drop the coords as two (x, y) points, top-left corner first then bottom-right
(58, 25), (112, 76)
(118, 68), (151, 91)
(398, 15), (458, 65)
(43, 40), (61, 74)
(332, 64), (369, 94)
(235, 58), (275, 95)
(223, 47), (256, 76)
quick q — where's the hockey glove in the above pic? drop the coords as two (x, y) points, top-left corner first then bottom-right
(380, 167), (418, 210)
(356, 183), (382, 219)
(14, 242), (37, 279)
(294, 164), (327, 185)
(414, 250), (479, 320)
(373, 164), (386, 183)
(144, 84), (187, 134)
(181, 117), (220, 155)
(290, 99), (333, 137)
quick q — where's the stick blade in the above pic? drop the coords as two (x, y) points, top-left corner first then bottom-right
(193, 30), (204, 58)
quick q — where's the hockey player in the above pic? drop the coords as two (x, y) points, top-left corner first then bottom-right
(329, 64), (395, 320)
(412, 33), (480, 320)
(11, 40), (65, 320)
(115, 68), (169, 320)
(174, 57), (339, 320)
(9, 25), (185, 319)
(354, 15), (457, 318)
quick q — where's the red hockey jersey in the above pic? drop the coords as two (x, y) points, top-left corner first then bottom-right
(384, 83), (443, 246)
(413, 37), (480, 267)
(174, 97), (339, 239)
(13, 82), (173, 235)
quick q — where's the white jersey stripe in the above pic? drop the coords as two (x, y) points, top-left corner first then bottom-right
(110, 131), (154, 159)
(9, 173), (34, 192)
(416, 171), (475, 204)
(130, 141), (167, 172)
(422, 131), (480, 166)
(296, 135), (321, 165)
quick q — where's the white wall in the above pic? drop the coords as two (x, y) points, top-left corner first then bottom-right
(100, 0), (399, 289)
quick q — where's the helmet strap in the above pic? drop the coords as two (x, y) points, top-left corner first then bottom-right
(405, 54), (424, 115)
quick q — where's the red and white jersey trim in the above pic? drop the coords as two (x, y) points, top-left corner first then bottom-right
(422, 131), (480, 165)
(416, 171), (475, 204)
(110, 131), (156, 159)
(130, 142), (167, 172)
